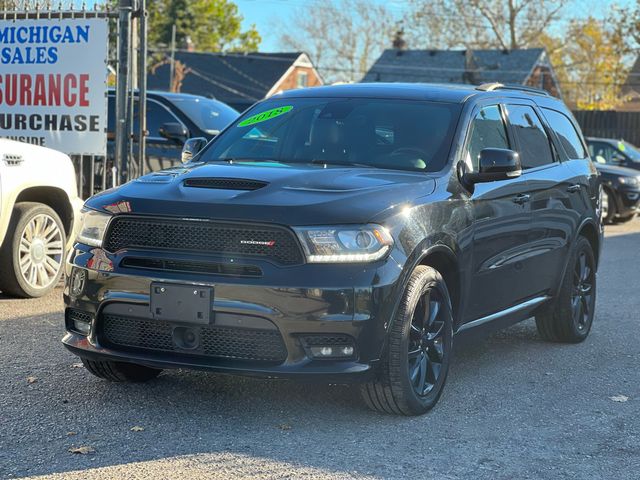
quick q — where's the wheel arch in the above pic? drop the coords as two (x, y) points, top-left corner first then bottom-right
(577, 218), (601, 268)
(14, 186), (74, 237)
(416, 245), (462, 327)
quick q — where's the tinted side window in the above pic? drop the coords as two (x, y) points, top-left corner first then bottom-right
(542, 108), (587, 159)
(465, 105), (510, 171)
(506, 105), (554, 169)
(140, 100), (185, 138)
(588, 142), (619, 164)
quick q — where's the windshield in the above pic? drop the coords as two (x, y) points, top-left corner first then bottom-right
(171, 97), (238, 134)
(620, 141), (640, 162)
(199, 97), (461, 172)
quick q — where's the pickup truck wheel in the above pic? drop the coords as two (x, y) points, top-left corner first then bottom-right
(0, 202), (66, 298)
(81, 358), (162, 382)
(535, 236), (596, 343)
(360, 265), (453, 415)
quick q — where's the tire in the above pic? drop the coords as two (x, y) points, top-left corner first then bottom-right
(602, 188), (615, 224)
(81, 358), (162, 382)
(535, 236), (596, 343)
(0, 202), (66, 298)
(360, 265), (453, 415)
(613, 214), (636, 224)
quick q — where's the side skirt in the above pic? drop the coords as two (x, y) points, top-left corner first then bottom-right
(455, 295), (550, 338)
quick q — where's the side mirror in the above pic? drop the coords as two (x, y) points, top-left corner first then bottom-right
(181, 137), (207, 164)
(466, 148), (522, 184)
(159, 122), (189, 144)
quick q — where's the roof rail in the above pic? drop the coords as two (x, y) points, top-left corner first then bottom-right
(475, 82), (551, 97)
(476, 82), (503, 91)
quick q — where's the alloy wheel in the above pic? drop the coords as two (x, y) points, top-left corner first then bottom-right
(571, 250), (594, 331)
(408, 289), (445, 396)
(18, 214), (64, 290)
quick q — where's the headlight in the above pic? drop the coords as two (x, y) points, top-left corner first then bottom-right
(76, 209), (112, 247)
(618, 176), (639, 185)
(293, 225), (393, 263)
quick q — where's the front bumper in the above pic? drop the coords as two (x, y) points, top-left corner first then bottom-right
(63, 245), (403, 381)
(615, 186), (640, 217)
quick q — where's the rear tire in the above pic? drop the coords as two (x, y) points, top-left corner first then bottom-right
(360, 266), (453, 415)
(535, 236), (596, 343)
(81, 358), (162, 382)
(0, 202), (66, 298)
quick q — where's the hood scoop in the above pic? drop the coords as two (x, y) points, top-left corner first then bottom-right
(184, 177), (268, 191)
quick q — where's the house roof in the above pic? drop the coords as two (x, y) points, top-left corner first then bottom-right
(362, 48), (546, 86)
(147, 51), (306, 110)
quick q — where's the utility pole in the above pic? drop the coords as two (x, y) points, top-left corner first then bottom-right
(137, 0), (148, 176)
(115, 0), (133, 186)
(169, 23), (176, 92)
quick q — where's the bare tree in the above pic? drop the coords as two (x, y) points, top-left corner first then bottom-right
(405, 0), (568, 50)
(279, 0), (397, 83)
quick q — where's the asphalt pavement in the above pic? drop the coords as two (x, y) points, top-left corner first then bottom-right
(1, 221), (639, 479)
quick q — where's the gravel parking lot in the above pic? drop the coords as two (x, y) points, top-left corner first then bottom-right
(1, 221), (639, 480)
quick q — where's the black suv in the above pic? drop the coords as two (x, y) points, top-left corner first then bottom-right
(64, 83), (602, 415)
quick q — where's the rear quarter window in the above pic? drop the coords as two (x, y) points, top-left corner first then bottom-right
(542, 108), (587, 159)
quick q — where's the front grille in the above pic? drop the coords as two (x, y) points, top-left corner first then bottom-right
(184, 178), (268, 191)
(104, 216), (304, 265)
(120, 257), (263, 277)
(300, 334), (355, 346)
(100, 314), (287, 362)
(66, 308), (93, 325)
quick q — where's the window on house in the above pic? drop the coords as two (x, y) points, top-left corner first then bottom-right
(297, 71), (308, 89)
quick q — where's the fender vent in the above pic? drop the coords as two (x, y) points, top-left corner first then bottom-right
(184, 178), (268, 191)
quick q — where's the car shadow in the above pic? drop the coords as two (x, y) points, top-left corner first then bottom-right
(2, 228), (638, 478)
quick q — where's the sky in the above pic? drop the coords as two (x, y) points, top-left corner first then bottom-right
(235, 0), (634, 52)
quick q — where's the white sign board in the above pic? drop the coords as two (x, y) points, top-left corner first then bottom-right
(0, 18), (108, 155)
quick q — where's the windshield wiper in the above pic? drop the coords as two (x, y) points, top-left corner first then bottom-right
(309, 159), (373, 168)
(214, 157), (282, 163)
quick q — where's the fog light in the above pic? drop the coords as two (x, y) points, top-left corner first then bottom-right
(73, 320), (91, 335)
(340, 346), (354, 356)
(300, 334), (357, 360)
(65, 309), (93, 336)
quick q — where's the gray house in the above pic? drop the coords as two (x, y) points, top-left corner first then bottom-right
(363, 48), (561, 98)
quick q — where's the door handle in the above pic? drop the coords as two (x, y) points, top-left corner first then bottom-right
(512, 194), (531, 204)
(567, 184), (582, 193)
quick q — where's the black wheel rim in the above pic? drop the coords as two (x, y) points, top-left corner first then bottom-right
(572, 250), (594, 331)
(408, 289), (445, 397)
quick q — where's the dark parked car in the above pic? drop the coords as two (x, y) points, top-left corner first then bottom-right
(64, 83), (602, 415)
(107, 90), (238, 172)
(586, 137), (640, 171)
(592, 163), (640, 223)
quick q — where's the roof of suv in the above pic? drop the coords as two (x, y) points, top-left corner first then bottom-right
(273, 82), (559, 105)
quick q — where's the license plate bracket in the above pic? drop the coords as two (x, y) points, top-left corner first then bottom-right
(150, 283), (212, 325)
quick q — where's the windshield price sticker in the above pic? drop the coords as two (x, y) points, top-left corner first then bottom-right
(237, 106), (293, 127)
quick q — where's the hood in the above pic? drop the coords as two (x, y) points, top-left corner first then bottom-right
(86, 162), (436, 225)
(594, 162), (640, 178)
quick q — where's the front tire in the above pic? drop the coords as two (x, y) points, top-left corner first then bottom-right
(81, 358), (162, 382)
(536, 236), (596, 343)
(0, 202), (66, 298)
(361, 266), (453, 415)
(601, 188), (615, 224)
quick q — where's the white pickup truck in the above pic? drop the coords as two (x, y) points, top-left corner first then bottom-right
(0, 139), (83, 298)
